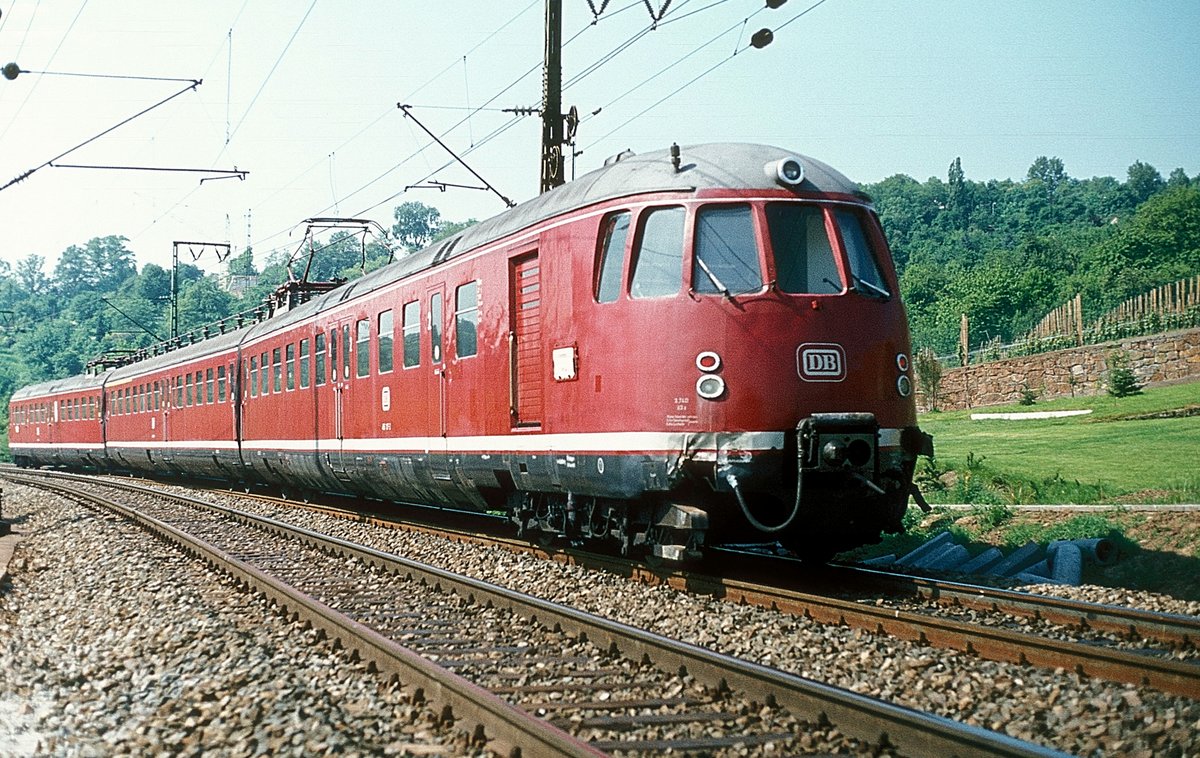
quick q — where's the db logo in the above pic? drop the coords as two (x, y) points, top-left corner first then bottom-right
(797, 343), (846, 382)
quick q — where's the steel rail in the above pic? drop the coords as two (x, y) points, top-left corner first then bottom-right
(833, 564), (1200, 648)
(7, 473), (602, 758)
(12, 469), (1197, 697)
(222, 484), (1200, 694)
(6, 471), (1067, 758)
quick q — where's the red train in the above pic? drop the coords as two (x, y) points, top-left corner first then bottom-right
(9, 143), (931, 561)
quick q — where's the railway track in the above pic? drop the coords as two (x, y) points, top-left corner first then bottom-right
(174, 475), (1200, 696)
(15, 468), (1200, 699)
(4, 469), (1061, 757)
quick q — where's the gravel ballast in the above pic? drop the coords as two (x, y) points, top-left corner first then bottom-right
(177, 486), (1200, 757)
(0, 484), (474, 757)
(4, 477), (1200, 756)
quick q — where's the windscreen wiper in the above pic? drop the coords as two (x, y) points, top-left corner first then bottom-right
(851, 273), (890, 300)
(695, 257), (732, 299)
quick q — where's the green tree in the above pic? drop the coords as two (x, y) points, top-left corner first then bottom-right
(392, 201), (442, 253)
(14, 255), (49, 296)
(1125, 160), (1164, 206)
(433, 217), (478, 243)
(177, 277), (233, 332)
(227, 247), (258, 276)
(135, 263), (172, 302)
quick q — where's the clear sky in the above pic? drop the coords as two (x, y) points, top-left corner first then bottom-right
(1, 0), (1197, 276)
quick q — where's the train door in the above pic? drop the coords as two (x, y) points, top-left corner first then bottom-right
(319, 319), (350, 479)
(509, 251), (543, 428)
(427, 285), (450, 480)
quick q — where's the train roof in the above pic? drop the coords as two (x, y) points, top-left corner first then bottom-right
(246, 143), (862, 335)
(106, 326), (246, 383)
(11, 371), (107, 402)
(10, 143), (863, 389)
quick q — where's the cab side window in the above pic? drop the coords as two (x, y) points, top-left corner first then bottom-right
(630, 206), (685, 299)
(594, 211), (630, 303)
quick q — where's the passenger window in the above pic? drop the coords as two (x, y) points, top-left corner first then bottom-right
(260, 352), (269, 395)
(315, 333), (326, 386)
(766, 204), (843, 294)
(286, 344), (296, 390)
(329, 330), (338, 382)
(342, 324), (352, 380)
(430, 293), (443, 364)
(377, 311), (394, 373)
(176, 377), (184, 407)
(356, 319), (370, 378)
(595, 211), (630, 303)
(630, 206), (685, 299)
(154, 381), (161, 410)
(835, 209), (891, 299)
(693, 204), (762, 295)
(455, 282), (479, 358)
(217, 366), (227, 402)
(403, 301), (420, 368)
(272, 348), (282, 393)
(249, 356), (258, 398)
(186, 375), (193, 407)
(299, 340), (310, 388)
(206, 368), (215, 404)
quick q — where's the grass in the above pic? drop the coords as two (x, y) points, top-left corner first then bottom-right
(916, 380), (1200, 504)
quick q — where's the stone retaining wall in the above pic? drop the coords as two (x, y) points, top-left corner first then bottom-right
(916, 328), (1200, 412)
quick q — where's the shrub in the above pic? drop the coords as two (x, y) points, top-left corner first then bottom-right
(1106, 351), (1142, 397)
(913, 347), (943, 411)
(1018, 382), (1037, 406)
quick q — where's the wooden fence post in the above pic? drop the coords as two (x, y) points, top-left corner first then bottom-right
(959, 313), (970, 366)
(1074, 293), (1084, 345)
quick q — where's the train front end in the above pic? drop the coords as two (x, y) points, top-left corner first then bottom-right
(684, 155), (932, 558)
(570, 146), (934, 561)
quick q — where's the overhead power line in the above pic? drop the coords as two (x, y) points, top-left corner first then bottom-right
(0, 78), (203, 193)
(225, 0), (317, 145)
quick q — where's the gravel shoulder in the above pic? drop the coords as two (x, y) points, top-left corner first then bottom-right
(0, 483), (475, 757)
(176, 485), (1200, 757)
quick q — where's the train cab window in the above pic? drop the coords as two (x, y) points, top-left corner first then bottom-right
(630, 206), (686, 299)
(595, 211), (630, 303)
(260, 352), (269, 395)
(377, 310), (394, 373)
(286, 344), (296, 390)
(272, 348), (283, 393)
(249, 357), (258, 398)
(834, 209), (891, 299)
(430, 293), (443, 364)
(329, 329), (338, 382)
(217, 366), (227, 402)
(314, 333), (326, 386)
(455, 283), (479, 358)
(402, 301), (420, 368)
(692, 204), (762, 296)
(766, 203), (843, 295)
(299, 340), (311, 388)
(356, 319), (370, 378)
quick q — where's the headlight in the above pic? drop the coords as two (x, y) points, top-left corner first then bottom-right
(696, 374), (726, 400)
(765, 157), (805, 187)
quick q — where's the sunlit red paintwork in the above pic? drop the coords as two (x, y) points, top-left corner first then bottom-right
(10, 143), (929, 558)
